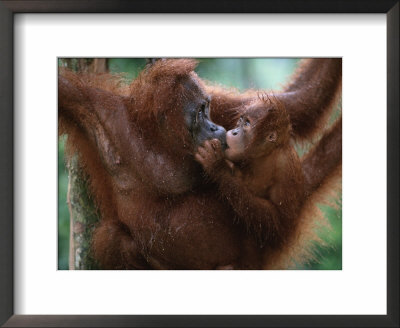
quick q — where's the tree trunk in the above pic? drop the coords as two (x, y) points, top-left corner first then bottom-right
(62, 58), (108, 269)
(67, 156), (100, 269)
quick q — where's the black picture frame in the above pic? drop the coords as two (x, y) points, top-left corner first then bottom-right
(0, 1), (398, 327)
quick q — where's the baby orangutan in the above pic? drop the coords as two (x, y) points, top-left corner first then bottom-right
(195, 95), (305, 250)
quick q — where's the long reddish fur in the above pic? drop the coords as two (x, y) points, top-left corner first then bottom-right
(59, 58), (342, 269)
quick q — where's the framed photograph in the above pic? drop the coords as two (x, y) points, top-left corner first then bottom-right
(1, 1), (398, 327)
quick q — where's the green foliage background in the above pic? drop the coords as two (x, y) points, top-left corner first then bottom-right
(58, 58), (342, 270)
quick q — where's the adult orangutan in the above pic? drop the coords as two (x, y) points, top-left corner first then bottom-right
(58, 58), (342, 269)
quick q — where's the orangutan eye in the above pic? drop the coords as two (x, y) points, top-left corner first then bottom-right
(245, 119), (250, 126)
(204, 104), (209, 116)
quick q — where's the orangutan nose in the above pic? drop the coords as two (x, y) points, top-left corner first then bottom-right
(231, 128), (239, 136)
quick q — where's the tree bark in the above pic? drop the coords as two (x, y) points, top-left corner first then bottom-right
(67, 156), (100, 269)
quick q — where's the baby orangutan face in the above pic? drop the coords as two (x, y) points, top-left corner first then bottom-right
(224, 115), (255, 162)
(224, 98), (287, 164)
